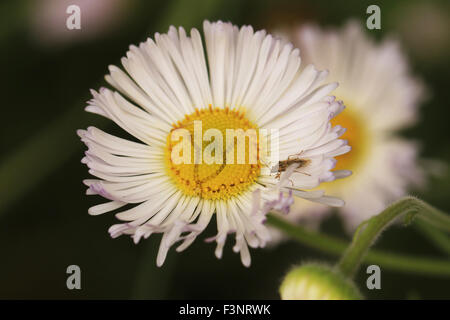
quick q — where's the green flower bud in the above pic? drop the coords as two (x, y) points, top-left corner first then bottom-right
(279, 263), (362, 300)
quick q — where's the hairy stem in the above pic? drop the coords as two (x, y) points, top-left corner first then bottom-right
(336, 196), (450, 278)
(267, 197), (450, 277)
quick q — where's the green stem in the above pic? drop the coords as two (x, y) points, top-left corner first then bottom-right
(267, 200), (450, 277)
(412, 198), (450, 233)
(336, 196), (450, 278)
(415, 220), (450, 256)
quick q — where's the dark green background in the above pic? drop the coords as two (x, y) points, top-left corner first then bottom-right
(0, 0), (449, 299)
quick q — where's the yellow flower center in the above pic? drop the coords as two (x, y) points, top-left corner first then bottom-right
(165, 106), (261, 200)
(330, 105), (370, 173)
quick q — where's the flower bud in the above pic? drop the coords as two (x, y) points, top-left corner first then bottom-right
(279, 263), (362, 300)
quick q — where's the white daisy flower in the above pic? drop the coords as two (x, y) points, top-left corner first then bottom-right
(77, 20), (350, 267)
(290, 21), (425, 230)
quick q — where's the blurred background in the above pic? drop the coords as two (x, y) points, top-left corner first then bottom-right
(0, 0), (449, 299)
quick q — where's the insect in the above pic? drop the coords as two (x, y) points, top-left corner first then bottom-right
(274, 154), (310, 179)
